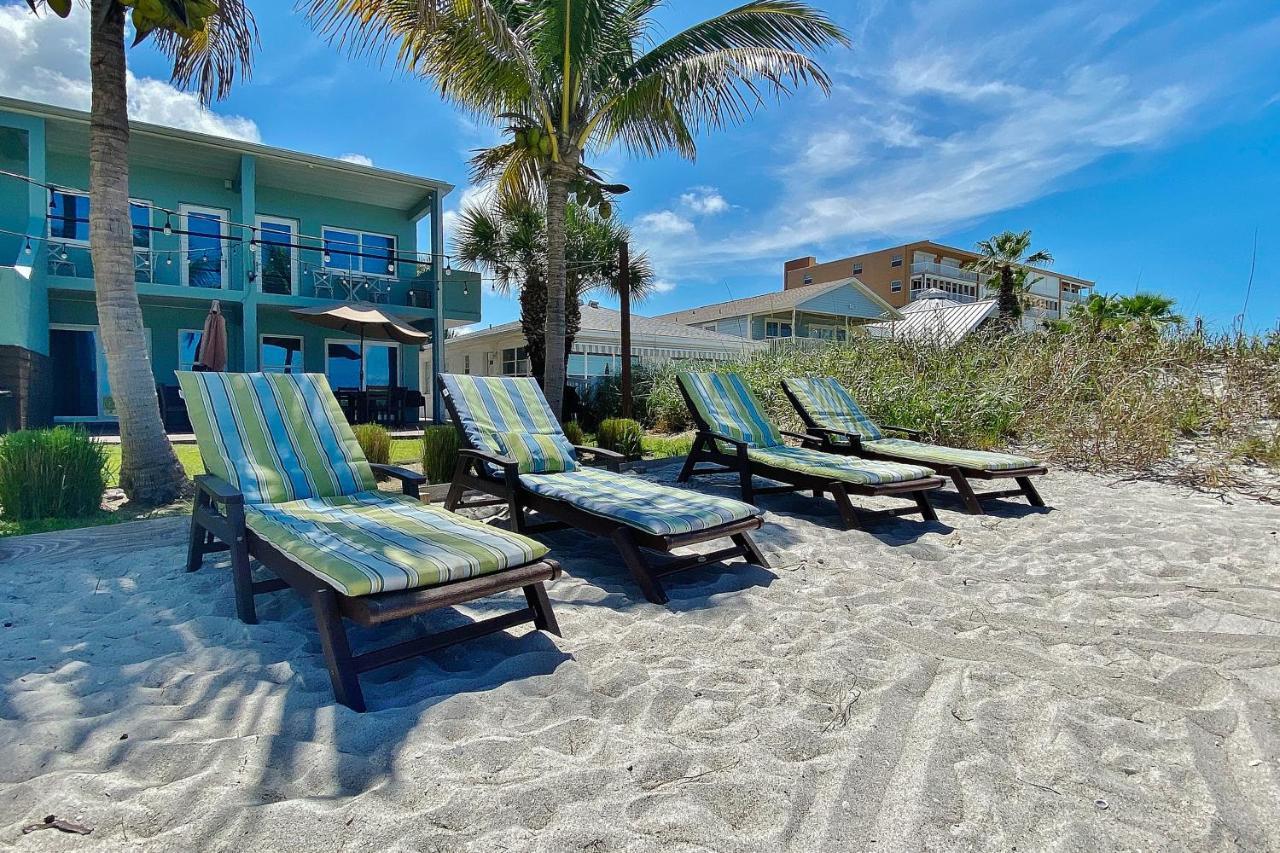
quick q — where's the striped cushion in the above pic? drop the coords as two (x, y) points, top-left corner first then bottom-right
(747, 446), (934, 486)
(178, 371), (376, 504)
(498, 431), (578, 474)
(518, 466), (760, 537)
(245, 492), (549, 596)
(677, 372), (783, 448)
(864, 438), (1038, 472)
(441, 374), (567, 457)
(783, 376), (883, 441)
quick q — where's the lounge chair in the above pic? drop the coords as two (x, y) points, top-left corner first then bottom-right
(675, 371), (945, 529)
(438, 374), (768, 606)
(179, 371), (562, 712)
(781, 376), (1048, 515)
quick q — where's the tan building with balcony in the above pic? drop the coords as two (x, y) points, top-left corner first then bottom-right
(783, 241), (1093, 323)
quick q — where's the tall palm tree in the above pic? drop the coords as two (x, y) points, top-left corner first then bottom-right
(24, 0), (256, 504)
(454, 195), (653, 378)
(967, 230), (1053, 328)
(308, 0), (848, 418)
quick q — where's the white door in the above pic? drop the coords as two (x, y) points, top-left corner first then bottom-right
(180, 204), (229, 289)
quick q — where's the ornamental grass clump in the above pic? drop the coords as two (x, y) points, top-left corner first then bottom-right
(421, 425), (460, 484)
(353, 423), (391, 465)
(0, 427), (110, 521)
(597, 418), (644, 460)
(563, 419), (585, 447)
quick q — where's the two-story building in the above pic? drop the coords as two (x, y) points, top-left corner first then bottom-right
(0, 97), (480, 430)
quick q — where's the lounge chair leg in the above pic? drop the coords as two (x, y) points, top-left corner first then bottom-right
(732, 532), (770, 569)
(950, 469), (984, 515)
(830, 484), (863, 530)
(186, 494), (208, 572)
(738, 466), (756, 504)
(676, 446), (698, 483)
(227, 506), (258, 625)
(611, 527), (669, 605)
(914, 491), (939, 522)
(444, 480), (464, 512)
(1017, 476), (1046, 507)
(311, 588), (366, 712)
(523, 582), (562, 636)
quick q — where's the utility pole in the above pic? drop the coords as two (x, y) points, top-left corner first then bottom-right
(619, 240), (632, 420)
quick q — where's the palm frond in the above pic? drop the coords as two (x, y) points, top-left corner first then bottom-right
(152, 0), (258, 103)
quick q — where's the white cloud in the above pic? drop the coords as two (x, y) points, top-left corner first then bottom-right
(442, 183), (495, 249)
(679, 186), (730, 216)
(635, 210), (694, 235)
(650, 279), (677, 294)
(0, 5), (260, 141)
(338, 153), (374, 167)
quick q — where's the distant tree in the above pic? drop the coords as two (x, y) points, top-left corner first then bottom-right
(1063, 292), (1182, 337)
(967, 230), (1053, 328)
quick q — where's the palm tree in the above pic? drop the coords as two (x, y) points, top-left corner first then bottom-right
(24, 0), (256, 504)
(1114, 293), (1183, 335)
(967, 230), (1053, 328)
(308, 0), (847, 418)
(454, 195), (653, 378)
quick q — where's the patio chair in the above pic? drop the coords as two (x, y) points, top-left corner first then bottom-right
(439, 374), (768, 606)
(675, 372), (945, 530)
(781, 376), (1048, 515)
(178, 371), (562, 712)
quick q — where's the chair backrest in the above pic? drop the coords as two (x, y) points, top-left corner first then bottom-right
(782, 376), (883, 441)
(440, 374), (568, 457)
(676, 372), (783, 448)
(177, 371), (377, 505)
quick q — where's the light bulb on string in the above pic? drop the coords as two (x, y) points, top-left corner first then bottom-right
(23, 238), (32, 255)
(162, 215), (172, 236)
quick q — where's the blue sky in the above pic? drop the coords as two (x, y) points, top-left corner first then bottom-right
(2, 0), (1278, 331)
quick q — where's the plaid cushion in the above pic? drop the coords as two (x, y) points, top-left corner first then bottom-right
(677, 372), (783, 448)
(178, 371), (376, 504)
(245, 492), (549, 596)
(519, 466), (760, 537)
(748, 445), (934, 486)
(498, 431), (578, 474)
(783, 376), (883, 441)
(864, 438), (1038, 472)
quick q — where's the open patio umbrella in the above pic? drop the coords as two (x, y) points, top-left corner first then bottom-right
(194, 299), (228, 371)
(290, 304), (429, 388)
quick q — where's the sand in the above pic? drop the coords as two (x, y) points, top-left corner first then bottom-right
(1, 464), (1278, 852)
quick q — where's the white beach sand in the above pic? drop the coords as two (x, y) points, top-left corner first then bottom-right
(1, 464), (1278, 852)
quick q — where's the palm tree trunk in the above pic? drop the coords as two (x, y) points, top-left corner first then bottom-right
(542, 150), (577, 420)
(520, 269), (546, 379)
(998, 265), (1020, 328)
(90, 0), (186, 504)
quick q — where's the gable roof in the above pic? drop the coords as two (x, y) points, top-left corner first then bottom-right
(451, 303), (767, 348)
(654, 277), (902, 325)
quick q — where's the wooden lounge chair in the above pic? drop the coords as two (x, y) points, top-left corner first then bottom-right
(781, 376), (1048, 515)
(675, 371), (945, 529)
(179, 371), (562, 712)
(439, 373), (768, 606)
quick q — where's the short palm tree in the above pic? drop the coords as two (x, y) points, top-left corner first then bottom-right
(1114, 293), (1183, 334)
(24, 0), (256, 504)
(967, 230), (1053, 328)
(308, 0), (848, 418)
(454, 195), (653, 378)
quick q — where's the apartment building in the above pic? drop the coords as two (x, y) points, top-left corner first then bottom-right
(783, 240), (1094, 324)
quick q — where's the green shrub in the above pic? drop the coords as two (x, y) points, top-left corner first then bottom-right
(422, 425), (460, 483)
(353, 423), (391, 465)
(563, 419), (585, 447)
(597, 418), (643, 460)
(0, 427), (110, 521)
(642, 433), (694, 459)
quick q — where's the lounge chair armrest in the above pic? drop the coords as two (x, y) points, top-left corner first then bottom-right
(883, 425), (924, 439)
(370, 463), (428, 499)
(779, 430), (818, 444)
(575, 445), (624, 471)
(700, 429), (750, 451)
(809, 427), (864, 452)
(457, 447), (519, 472)
(195, 473), (243, 506)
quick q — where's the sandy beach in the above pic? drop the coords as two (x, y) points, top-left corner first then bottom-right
(1, 463), (1278, 852)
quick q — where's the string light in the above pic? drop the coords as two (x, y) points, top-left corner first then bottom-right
(23, 238), (32, 255)
(162, 214), (172, 236)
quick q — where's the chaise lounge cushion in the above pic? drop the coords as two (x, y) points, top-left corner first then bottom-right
(245, 492), (550, 597)
(678, 372), (784, 448)
(747, 445), (935, 486)
(518, 466), (761, 537)
(863, 438), (1038, 472)
(782, 376), (883, 441)
(497, 430), (579, 474)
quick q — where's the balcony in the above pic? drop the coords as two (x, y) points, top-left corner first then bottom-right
(910, 262), (979, 283)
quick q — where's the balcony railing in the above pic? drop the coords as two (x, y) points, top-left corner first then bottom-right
(910, 262), (979, 283)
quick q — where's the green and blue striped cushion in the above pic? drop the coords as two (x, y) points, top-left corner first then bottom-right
(245, 492), (549, 596)
(747, 445), (934, 486)
(178, 371), (376, 505)
(783, 376), (883, 441)
(498, 431), (578, 474)
(864, 438), (1037, 472)
(518, 466), (760, 537)
(440, 374), (574, 463)
(677, 372), (784, 448)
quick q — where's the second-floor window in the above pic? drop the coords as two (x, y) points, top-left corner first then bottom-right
(323, 227), (397, 277)
(851, 263), (863, 275)
(48, 190), (151, 250)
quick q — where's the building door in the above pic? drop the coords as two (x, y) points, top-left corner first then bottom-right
(48, 325), (119, 419)
(180, 204), (229, 289)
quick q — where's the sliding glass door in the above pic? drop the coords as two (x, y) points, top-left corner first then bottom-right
(180, 204), (229, 289)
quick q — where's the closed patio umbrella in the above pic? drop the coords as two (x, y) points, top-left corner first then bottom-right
(290, 304), (428, 389)
(195, 300), (228, 371)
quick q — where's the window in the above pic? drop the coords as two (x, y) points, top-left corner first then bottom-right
(179, 204), (229, 288)
(178, 329), (204, 371)
(463, 354), (471, 374)
(48, 190), (150, 248)
(322, 227), (397, 277)
(698, 322), (718, 332)
(326, 340), (398, 390)
(261, 335), (303, 373)
(809, 325), (848, 342)
(891, 254), (903, 268)
(802, 275), (813, 285)
(851, 263), (863, 275)
(501, 346), (530, 376)
(255, 216), (298, 295)
(891, 280), (902, 293)
(765, 320), (793, 338)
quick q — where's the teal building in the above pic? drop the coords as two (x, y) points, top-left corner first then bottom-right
(0, 96), (480, 429)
